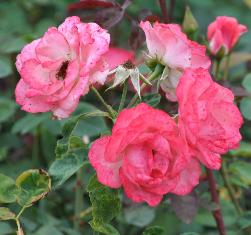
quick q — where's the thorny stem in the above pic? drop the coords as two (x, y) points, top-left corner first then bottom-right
(118, 80), (128, 112)
(127, 64), (164, 108)
(91, 87), (117, 119)
(169, 0), (175, 21)
(158, 0), (169, 23)
(206, 168), (226, 235)
(220, 160), (243, 215)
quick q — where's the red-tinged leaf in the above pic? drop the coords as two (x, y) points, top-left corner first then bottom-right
(170, 192), (199, 224)
(68, 0), (114, 12)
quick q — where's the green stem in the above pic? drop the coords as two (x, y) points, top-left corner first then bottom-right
(91, 87), (117, 119)
(223, 54), (231, 80)
(127, 64), (164, 108)
(79, 207), (92, 218)
(215, 59), (221, 80)
(118, 81), (128, 112)
(15, 206), (27, 235)
(15, 218), (22, 234)
(16, 206), (26, 219)
(74, 168), (85, 231)
(220, 160), (243, 215)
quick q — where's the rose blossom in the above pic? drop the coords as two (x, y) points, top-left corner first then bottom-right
(15, 16), (110, 119)
(177, 68), (243, 170)
(207, 16), (247, 56)
(140, 21), (210, 101)
(89, 103), (201, 206)
(103, 47), (135, 70)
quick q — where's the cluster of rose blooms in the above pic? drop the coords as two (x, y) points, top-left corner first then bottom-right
(15, 16), (247, 206)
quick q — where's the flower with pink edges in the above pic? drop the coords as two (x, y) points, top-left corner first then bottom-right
(15, 16), (110, 119)
(88, 103), (201, 206)
(177, 68), (243, 170)
(140, 21), (210, 101)
(207, 16), (247, 56)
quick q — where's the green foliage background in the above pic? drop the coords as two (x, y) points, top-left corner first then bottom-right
(0, 0), (251, 235)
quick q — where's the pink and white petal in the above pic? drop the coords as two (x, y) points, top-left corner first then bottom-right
(52, 76), (89, 118)
(16, 39), (40, 72)
(171, 159), (201, 195)
(120, 170), (163, 207)
(15, 79), (53, 113)
(88, 59), (109, 85)
(20, 59), (52, 89)
(160, 69), (183, 102)
(155, 24), (191, 68)
(190, 41), (211, 69)
(36, 27), (70, 63)
(89, 136), (122, 188)
(139, 21), (166, 60)
(58, 16), (80, 58)
(196, 146), (222, 170)
(78, 23), (110, 70)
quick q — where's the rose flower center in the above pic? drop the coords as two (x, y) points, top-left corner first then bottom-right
(56, 60), (69, 80)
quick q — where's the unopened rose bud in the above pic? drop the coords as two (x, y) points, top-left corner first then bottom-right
(182, 6), (198, 38)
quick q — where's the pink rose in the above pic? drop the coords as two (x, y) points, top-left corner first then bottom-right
(207, 16), (247, 56)
(15, 16), (110, 119)
(177, 69), (243, 170)
(103, 47), (135, 70)
(140, 21), (210, 101)
(89, 103), (201, 206)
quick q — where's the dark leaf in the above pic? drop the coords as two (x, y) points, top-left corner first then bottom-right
(170, 192), (199, 224)
(142, 226), (164, 235)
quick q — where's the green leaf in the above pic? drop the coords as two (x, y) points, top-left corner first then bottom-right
(170, 193), (198, 224)
(72, 102), (109, 137)
(34, 225), (63, 235)
(55, 109), (109, 159)
(124, 205), (155, 227)
(89, 222), (120, 235)
(12, 113), (50, 134)
(0, 173), (20, 203)
(142, 226), (164, 235)
(0, 97), (16, 123)
(87, 175), (121, 223)
(16, 169), (51, 207)
(48, 152), (87, 187)
(0, 222), (14, 234)
(0, 59), (12, 78)
(237, 211), (251, 229)
(240, 97), (251, 120)
(229, 161), (251, 186)
(0, 208), (15, 221)
(180, 233), (199, 235)
(230, 141), (251, 158)
(242, 73), (251, 94)
(87, 175), (121, 234)
(137, 93), (161, 107)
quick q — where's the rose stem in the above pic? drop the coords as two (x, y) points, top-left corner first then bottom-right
(74, 168), (84, 231)
(169, 0), (175, 22)
(220, 159), (243, 215)
(206, 168), (226, 235)
(127, 64), (164, 108)
(223, 54), (231, 80)
(118, 80), (128, 112)
(158, 0), (169, 23)
(91, 86), (117, 119)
